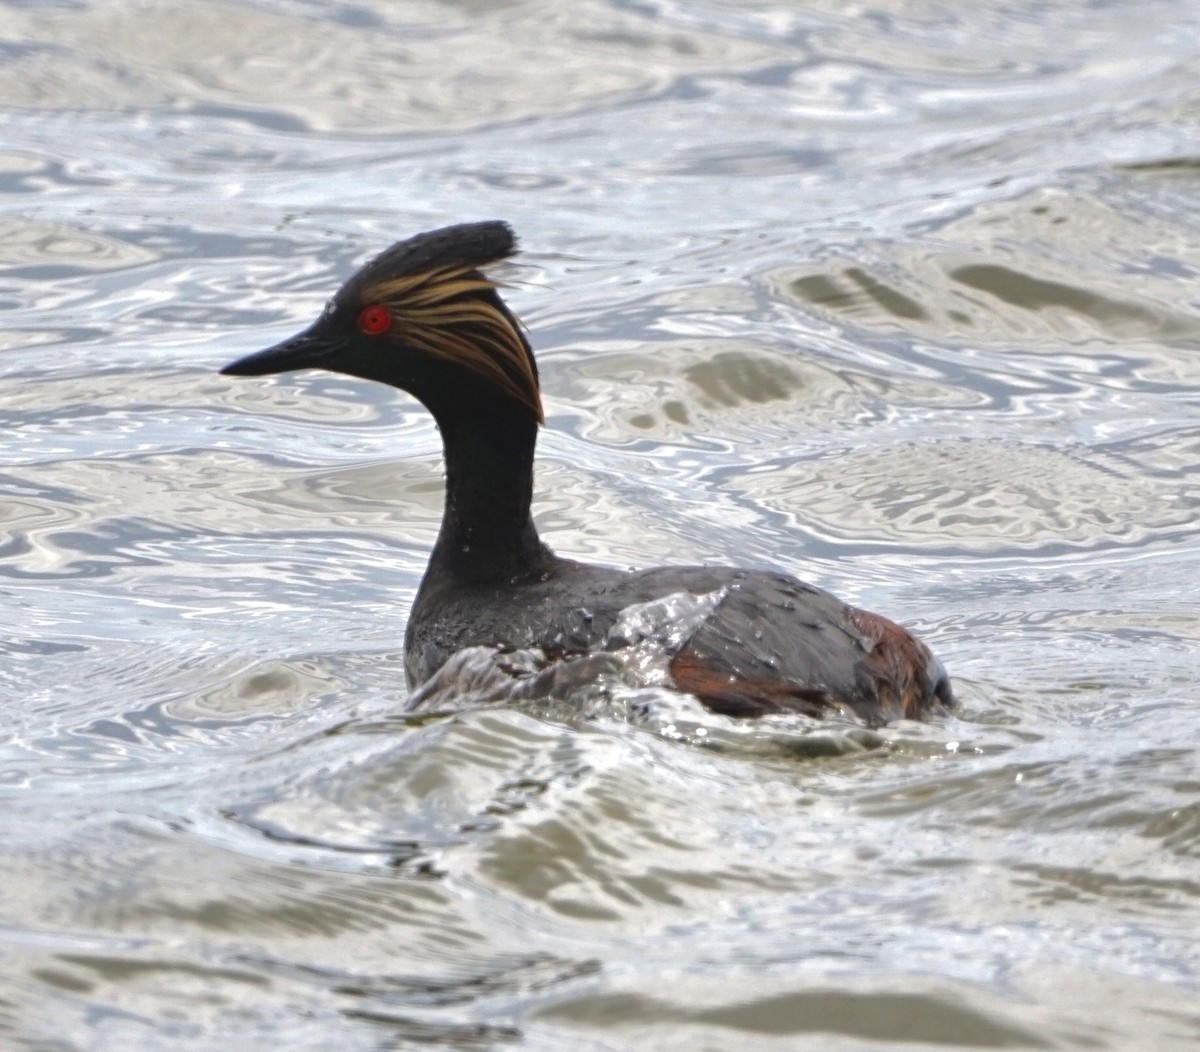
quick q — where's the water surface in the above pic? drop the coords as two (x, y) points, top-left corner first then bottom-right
(1, 1), (1198, 1049)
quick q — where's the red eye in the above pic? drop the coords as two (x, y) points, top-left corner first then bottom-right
(357, 304), (392, 336)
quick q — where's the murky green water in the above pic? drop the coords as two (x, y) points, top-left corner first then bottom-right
(1, 1), (1198, 1049)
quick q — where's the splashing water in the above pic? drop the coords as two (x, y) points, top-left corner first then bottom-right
(404, 589), (884, 756)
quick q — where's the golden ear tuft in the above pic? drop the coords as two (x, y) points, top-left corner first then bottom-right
(365, 265), (543, 424)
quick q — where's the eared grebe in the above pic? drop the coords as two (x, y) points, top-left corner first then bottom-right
(221, 222), (954, 726)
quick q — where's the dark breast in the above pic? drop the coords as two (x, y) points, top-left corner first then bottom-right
(405, 559), (953, 726)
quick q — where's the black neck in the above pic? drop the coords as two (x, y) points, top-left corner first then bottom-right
(425, 393), (552, 585)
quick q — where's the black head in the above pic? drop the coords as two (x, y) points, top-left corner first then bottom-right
(221, 221), (543, 423)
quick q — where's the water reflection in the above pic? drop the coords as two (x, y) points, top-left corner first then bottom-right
(2, 0), (1200, 1049)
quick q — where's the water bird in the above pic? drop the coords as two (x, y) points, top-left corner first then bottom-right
(221, 222), (954, 726)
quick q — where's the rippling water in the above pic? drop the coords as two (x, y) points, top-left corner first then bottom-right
(2, 1), (1199, 1049)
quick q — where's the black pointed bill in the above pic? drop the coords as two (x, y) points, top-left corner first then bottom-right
(220, 323), (343, 377)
